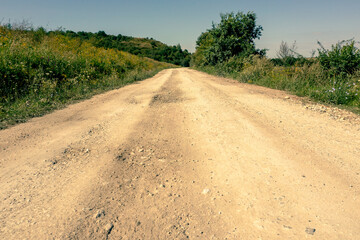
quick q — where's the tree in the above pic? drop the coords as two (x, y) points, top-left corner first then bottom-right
(277, 41), (297, 59)
(96, 31), (108, 38)
(193, 11), (265, 66)
(276, 41), (298, 66)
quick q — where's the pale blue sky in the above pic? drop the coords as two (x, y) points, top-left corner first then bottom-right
(1, 0), (359, 57)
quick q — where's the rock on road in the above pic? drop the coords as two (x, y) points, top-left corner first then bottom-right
(0, 68), (359, 239)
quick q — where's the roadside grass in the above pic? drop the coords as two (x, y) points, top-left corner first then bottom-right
(0, 26), (174, 129)
(194, 56), (360, 113)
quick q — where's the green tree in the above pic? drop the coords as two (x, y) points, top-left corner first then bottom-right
(192, 32), (215, 66)
(193, 11), (265, 66)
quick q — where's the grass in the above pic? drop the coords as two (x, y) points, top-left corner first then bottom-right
(0, 26), (174, 129)
(194, 55), (360, 113)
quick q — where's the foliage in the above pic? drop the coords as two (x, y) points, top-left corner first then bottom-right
(318, 40), (360, 78)
(192, 12), (359, 110)
(195, 55), (359, 108)
(0, 25), (173, 128)
(271, 41), (318, 67)
(57, 30), (192, 67)
(192, 11), (265, 66)
(270, 57), (315, 67)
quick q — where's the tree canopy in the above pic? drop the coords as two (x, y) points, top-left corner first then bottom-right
(193, 11), (265, 66)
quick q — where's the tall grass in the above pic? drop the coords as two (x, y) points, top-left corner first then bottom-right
(0, 26), (174, 129)
(196, 55), (360, 109)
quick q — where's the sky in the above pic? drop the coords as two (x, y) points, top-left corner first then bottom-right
(1, 0), (360, 57)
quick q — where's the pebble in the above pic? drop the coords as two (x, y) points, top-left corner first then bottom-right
(94, 209), (105, 219)
(202, 188), (210, 194)
(104, 222), (114, 234)
(305, 227), (316, 235)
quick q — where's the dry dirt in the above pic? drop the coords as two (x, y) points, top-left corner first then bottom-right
(1, 68), (360, 239)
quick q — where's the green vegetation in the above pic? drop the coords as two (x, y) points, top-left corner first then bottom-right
(0, 25), (174, 129)
(59, 30), (191, 67)
(317, 40), (360, 78)
(192, 11), (360, 111)
(2, 12), (359, 128)
(192, 12), (265, 67)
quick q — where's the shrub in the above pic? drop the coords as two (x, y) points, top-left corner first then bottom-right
(318, 40), (360, 78)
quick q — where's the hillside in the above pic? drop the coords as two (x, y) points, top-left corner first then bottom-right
(0, 25), (174, 128)
(60, 30), (192, 67)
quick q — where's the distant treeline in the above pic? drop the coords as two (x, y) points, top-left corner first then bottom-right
(55, 30), (192, 67)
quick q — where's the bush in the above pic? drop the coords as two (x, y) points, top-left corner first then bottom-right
(318, 40), (360, 78)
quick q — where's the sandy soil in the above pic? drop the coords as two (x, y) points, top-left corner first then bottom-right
(0, 68), (359, 239)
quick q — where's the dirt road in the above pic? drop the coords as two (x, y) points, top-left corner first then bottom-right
(1, 68), (359, 239)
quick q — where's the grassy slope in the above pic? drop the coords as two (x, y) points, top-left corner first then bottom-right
(0, 26), (175, 129)
(62, 30), (192, 67)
